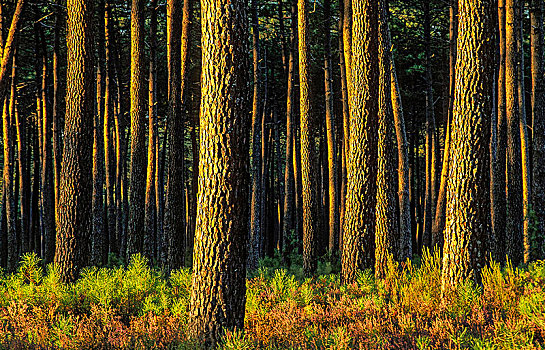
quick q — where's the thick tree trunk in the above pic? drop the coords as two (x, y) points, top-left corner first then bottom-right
(442, 0), (494, 291)
(375, 0), (398, 278)
(187, 0), (251, 342)
(55, 0), (95, 283)
(342, 0), (378, 283)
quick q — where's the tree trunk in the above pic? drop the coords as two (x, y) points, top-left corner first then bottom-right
(188, 0), (251, 341)
(144, 0), (158, 262)
(531, 0), (545, 261)
(432, 0), (457, 248)
(323, 0), (339, 255)
(298, 0), (318, 276)
(92, 0), (106, 266)
(375, 0), (398, 278)
(505, 0), (523, 266)
(390, 30), (411, 261)
(249, 0), (263, 270)
(127, 0), (146, 256)
(492, 0), (507, 261)
(164, 0), (187, 270)
(342, 0), (378, 283)
(442, 0), (494, 291)
(282, 0), (297, 255)
(55, 0), (95, 283)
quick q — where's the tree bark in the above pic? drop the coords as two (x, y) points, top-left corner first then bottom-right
(342, 0), (378, 283)
(55, 0), (95, 283)
(187, 0), (251, 341)
(442, 0), (494, 291)
(127, 0), (146, 256)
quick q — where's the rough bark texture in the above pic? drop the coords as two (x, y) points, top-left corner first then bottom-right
(390, 30), (411, 261)
(127, 0), (146, 256)
(55, 0), (95, 283)
(433, 0), (457, 249)
(283, 0), (297, 253)
(531, 0), (545, 260)
(342, 0), (378, 283)
(92, 0), (106, 266)
(441, 0), (493, 291)
(164, 0), (186, 270)
(375, 0), (398, 278)
(323, 0), (339, 254)
(493, 0), (508, 261)
(144, 0), (158, 262)
(3, 56), (16, 271)
(187, 0), (250, 342)
(249, 0), (263, 270)
(298, 0), (318, 276)
(505, 0), (523, 266)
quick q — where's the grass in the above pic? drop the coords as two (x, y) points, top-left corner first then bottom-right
(0, 250), (543, 349)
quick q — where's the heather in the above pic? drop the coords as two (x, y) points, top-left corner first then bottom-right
(0, 251), (543, 349)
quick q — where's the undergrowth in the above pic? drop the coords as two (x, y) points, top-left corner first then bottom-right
(0, 251), (543, 349)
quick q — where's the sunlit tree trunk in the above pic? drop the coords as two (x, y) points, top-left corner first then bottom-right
(323, 0), (339, 255)
(505, 0), (523, 266)
(249, 0), (263, 270)
(342, 0), (378, 283)
(375, 0), (398, 278)
(531, 0), (545, 260)
(187, 0), (251, 341)
(91, 0), (106, 266)
(164, 0), (186, 270)
(298, 0), (318, 276)
(282, 0), (297, 254)
(442, 0), (494, 291)
(517, 2), (531, 264)
(55, 0), (95, 282)
(433, 0), (456, 249)
(127, 0), (146, 256)
(144, 0), (158, 262)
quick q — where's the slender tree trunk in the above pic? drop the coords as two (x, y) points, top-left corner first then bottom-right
(188, 0), (251, 341)
(282, 0), (297, 254)
(164, 0), (186, 270)
(433, 0), (457, 248)
(298, 0), (318, 276)
(531, 0), (545, 260)
(55, 0), (95, 282)
(249, 0), (263, 270)
(390, 32), (411, 261)
(442, 0), (494, 291)
(323, 0), (339, 254)
(91, 0), (106, 266)
(375, 0), (398, 278)
(127, 0), (146, 256)
(144, 0), (158, 262)
(492, 0), (508, 261)
(517, 2), (531, 264)
(505, 0), (523, 266)
(3, 55), (16, 270)
(342, 0), (378, 283)
(104, 0), (116, 257)
(423, 0), (436, 250)
(52, 0), (62, 214)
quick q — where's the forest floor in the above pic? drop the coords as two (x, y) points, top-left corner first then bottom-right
(0, 250), (543, 350)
